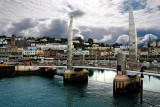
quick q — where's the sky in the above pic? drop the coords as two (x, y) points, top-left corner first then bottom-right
(0, 0), (160, 45)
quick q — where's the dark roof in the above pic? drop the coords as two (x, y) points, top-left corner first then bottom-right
(15, 40), (30, 45)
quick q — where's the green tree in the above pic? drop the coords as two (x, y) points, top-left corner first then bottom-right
(88, 38), (94, 44)
(48, 38), (55, 43)
(0, 35), (6, 38)
(61, 38), (68, 44)
(105, 44), (110, 47)
(100, 43), (105, 47)
(76, 37), (84, 44)
(112, 43), (122, 48)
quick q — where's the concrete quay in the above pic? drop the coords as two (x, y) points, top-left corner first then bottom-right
(15, 65), (56, 76)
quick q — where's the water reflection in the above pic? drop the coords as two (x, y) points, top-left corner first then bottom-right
(89, 69), (160, 106)
(88, 69), (94, 77)
(143, 75), (160, 92)
(89, 70), (116, 84)
(100, 70), (104, 73)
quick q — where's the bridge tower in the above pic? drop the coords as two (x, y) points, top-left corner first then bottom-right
(113, 5), (140, 94)
(64, 16), (88, 84)
(129, 5), (138, 69)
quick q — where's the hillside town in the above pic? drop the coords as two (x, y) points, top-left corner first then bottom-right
(1, 0), (160, 106)
(0, 34), (160, 66)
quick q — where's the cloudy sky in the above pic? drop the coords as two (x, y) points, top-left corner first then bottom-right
(0, 0), (160, 45)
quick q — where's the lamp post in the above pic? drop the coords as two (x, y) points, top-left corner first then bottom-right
(95, 49), (97, 64)
(140, 66), (144, 107)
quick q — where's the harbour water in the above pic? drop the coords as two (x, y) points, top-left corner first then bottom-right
(0, 70), (160, 107)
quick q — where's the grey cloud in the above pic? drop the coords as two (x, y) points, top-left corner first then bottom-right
(73, 29), (79, 36)
(7, 18), (38, 36)
(67, 4), (74, 10)
(0, 19), (10, 35)
(38, 18), (49, 21)
(2, 18), (68, 38)
(68, 10), (85, 18)
(1, 17), (159, 46)
(38, 19), (68, 38)
(80, 26), (128, 44)
(12, 18), (37, 30)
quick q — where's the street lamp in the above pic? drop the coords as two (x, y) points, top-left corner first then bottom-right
(140, 66), (144, 107)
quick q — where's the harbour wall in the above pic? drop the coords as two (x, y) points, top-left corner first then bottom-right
(0, 66), (15, 77)
(0, 65), (55, 77)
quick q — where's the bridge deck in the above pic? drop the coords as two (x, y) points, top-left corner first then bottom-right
(38, 66), (160, 77)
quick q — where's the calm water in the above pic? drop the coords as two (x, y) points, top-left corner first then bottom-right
(0, 70), (160, 107)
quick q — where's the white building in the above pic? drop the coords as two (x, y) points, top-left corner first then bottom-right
(30, 43), (36, 46)
(40, 38), (47, 42)
(82, 50), (89, 55)
(16, 36), (25, 41)
(23, 47), (37, 57)
(73, 40), (80, 43)
(55, 39), (61, 41)
(100, 51), (107, 56)
(0, 41), (8, 47)
(114, 46), (129, 56)
(37, 43), (69, 50)
(73, 50), (89, 56)
(140, 51), (148, 55)
(84, 42), (90, 46)
(0, 38), (6, 41)
(151, 41), (157, 47)
(152, 48), (160, 55)
(88, 46), (112, 51)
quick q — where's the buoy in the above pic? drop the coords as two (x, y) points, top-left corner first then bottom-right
(8, 82), (11, 84)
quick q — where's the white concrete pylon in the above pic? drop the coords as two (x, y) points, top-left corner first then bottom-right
(129, 5), (138, 63)
(67, 16), (73, 70)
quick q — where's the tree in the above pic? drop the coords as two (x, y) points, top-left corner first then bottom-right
(100, 43), (105, 47)
(61, 38), (67, 44)
(88, 38), (94, 44)
(105, 44), (110, 47)
(0, 35), (6, 38)
(46, 37), (51, 40)
(48, 38), (55, 43)
(76, 37), (84, 44)
(112, 43), (122, 48)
